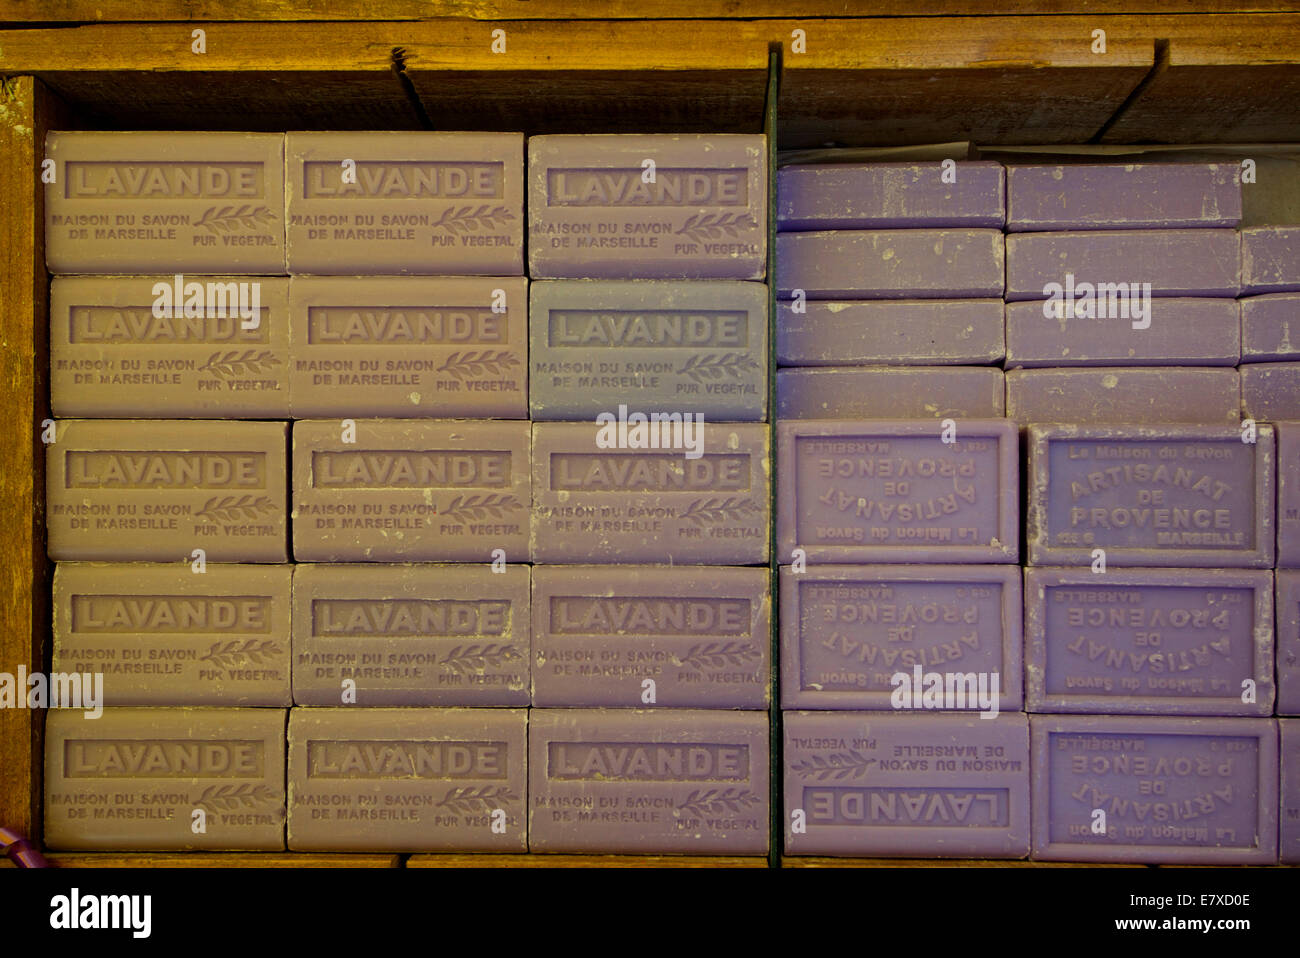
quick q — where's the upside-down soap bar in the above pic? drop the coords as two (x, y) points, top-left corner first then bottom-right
(1242, 227), (1300, 294)
(776, 162), (1005, 230)
(1283, 720), (1300, 863)
(1241, 294), (1300, 362)
(292, 419), (530, 562)
(1241, 363), (1300, 421)
(1278, 572), (1300, 714)
(53, 563), (292, 707)
(776, 299), (1005, 366)
(292, 564), (529, 706)
(288, 708), (527, 852)
(1006, 368), (1241, 425)
(45, 132), (286, 274)
(528, 709), (768, 855)
(1275, 422), (1300, 570)
(45, 707), (286, 850)
(528, 134), (766, 280)
(286, 132), (524, 275)
(1030, 715), (1278, 864)
(776, 367), (1004, 419)
(47, 419), (288, 562)
(784, 712), (1030, 859)
(531, 565), (770, 708)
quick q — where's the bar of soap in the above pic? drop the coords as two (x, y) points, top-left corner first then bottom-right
(47, 419), (288, 562)
(1006, 163), (1242, 231)
(531, 565), (770, 708)
(528, 709), (768, 855)
(286, 132), (524, 275)
(1241, 363), (1300, 421)
(292, 419), (530, 562)
(531, 422), (769, 564)
(1005, 298), (1240, 367)
(45, 131), (286, 274)
(528, 134), (766, 280)
(45, 707), (286, 850)
(1278, 572), (1300, 714)
(776, 366), (1004, 419)
(51, 276), (290, 418)
(53, 563), (292, 706)
(288, 707), (527, 852)
(1026, 424), (1275, 569)
(1006, 367), (1241, 425)
(288, 276), (528, 418)
(776, 162), (1005, 230)
(777, 299), (1004, 366)
(1241, 293), (1300, 362)
(776, 229), (1004, 299)
(1004, 230), (1240, 301)
(1025, 567), (1274, 715)
(780, 565), (1022, 711)
(1283, 720), (1300, 863)
(291, 563), (529, 706)
(776, 419), (1019, 564)
(784, 712), (1030, 859)
(529, 280), (767, 420)
(1242, 226), (1300, 294)
(1281, 423), (1300, 572)
(1030, 715), (1278, 864)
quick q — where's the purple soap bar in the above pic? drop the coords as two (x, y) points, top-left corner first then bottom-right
(528, 709), (768, 855)
(1281, 423), (1300, 570)
(531, 566), (769, 708)
(528, 134), (766, 280)
(777, 419), (1019, 564)
(777, 366), (1004, 420)
(1004, 230), (1240, 301)
(1242, 227), (1300, 294)
(776, 229), (1004, 300)
(286, 132), (524, 275)
(1006, 368), (1241, 426)
(780, 565), (1022, 711)
(776, 162), (1005, 231)
(1278, 572), (1300, 714)
(1241, 363), (1300, 421)
(1006, 163), (1242, 231)
(1025, 567), (1274, 716)
(1241, 293), (1300, 362)
(777, 299), (1004, 366)
(1027, 424), (1275, 569)
(1282, 720), (1300, 863)
(784, 712), (1030, 859)
(1030, 715), (1278, 864)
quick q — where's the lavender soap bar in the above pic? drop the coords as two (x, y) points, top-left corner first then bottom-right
(1241, 227), (1300, 294)
(777, 162), (1005, 230)
(1275, 422), (1300, 570)
(777, 299), (1005, 366)
(1278, 572), (1300, 714)
(777, 367), (1004, 420)
(1283, 720), (1300, 863)
(1006, 368), (1241, 426)
(1241, 294), (1300, 362)
(1241, 363), (1300, 422)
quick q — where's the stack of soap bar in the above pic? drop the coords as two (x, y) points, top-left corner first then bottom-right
(1006, 367), (1241, 425)
(777, 366), (1004, 419)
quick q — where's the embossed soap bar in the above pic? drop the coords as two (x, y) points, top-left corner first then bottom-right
(776, 366), (1004, 419)
(286, 132), (524, 275)
(45, 707), (286, 850)
(776, 420), (1019, 564)
(292, 419), (530, 562)
(1030, 715), (1278, 864)
(53, 563), (291, 706)
(1242, 227), (1300, 294)
(288, 708), (527, 852)
(47, 419), (288, 562)
(784, 712), (1031, 859)
(1006, 368), (1241, 425)
(1241, 293), (1300, 362)
(1282, 720), (1300, 863)
(1241, 363), (1300, 421)
(528, 709), (768, 855)
(528, 134), (766, 279)
(1278, 572), (1300, 714)
(776, 299), (1005, 366)
(1274, 422), (1300, 570)
(45, 131), (285, 274)
(531, 565), (770, 708)
(292, 563), (529, 706)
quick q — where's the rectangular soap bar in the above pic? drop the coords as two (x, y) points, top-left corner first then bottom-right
(288, 276), (527, 418)
(45, 707), (286, 850)
(776, 162), (1005, 231)
(1242, 226), (1300, 294)
(1278, 571), (1300, 714)
(1004, 230), (1240, 301)
(1241, 293), (1300, 362)
(292, 419), (530, 562)
(1025, 567), (1274, 715)
(529, 280), (767, 420)
(780, 565), (1022, 711)
(1241, 363), (1300, 421)
(1006, 368), (1241, 425)
(776, 229), (1004, 299)
(784, 712), (1030, 859)
(528, 709), (768, 855)
(1005, 163), (1242, 231)
(288, 708), (527, 852)
(47, 419), (288, 562)
(1283, 720), (1300, 863)
(531, 422), (769, 564)
(776, 420), (1019, 564)
(53, 563), (292, 706)
(776, 366), (1004, 419)
(1281, 423), (1300, 570)
(286, 132), (524, 275)
(291, 563), (529, 706)
(531, 565), (770, 708)
(528, 134), (766, 280)
(45, 131), (286, 274)
(1030, 715), (1278, 864)
(777, 299), (1004, 366)
(1026, 424), (1275, 569)
(51, 276), (291, 418)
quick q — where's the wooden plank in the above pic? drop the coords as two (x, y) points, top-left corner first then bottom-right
(408, 855), (768, 868)
(782, 857), (1146, 867)
(44, 853), (401, 868)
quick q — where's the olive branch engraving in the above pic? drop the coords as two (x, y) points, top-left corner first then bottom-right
(675, 641), (761, 673)
(439, 644), (523, 675)
(199, 638), (283, 669)
(676, 353), (761, 383)
(194, 204), (277, 235)
(197, 349), (281, 378)
(675, 788), (762, 818)
(194, 495), (277, 522)
(790, 750), (876, 781)
(674, 211), (756, 241)
(193, 783), (279, 813)
(679, 496), (762, 526)
(430, 205), (516, 233)
(435, 785), (519, 814)
(435, 350), (520, 380)
(438, 493), (522, 522)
